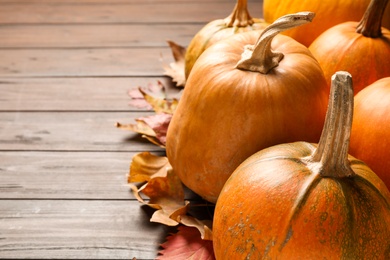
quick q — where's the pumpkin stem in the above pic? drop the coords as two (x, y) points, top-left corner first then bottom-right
(235, 12), (315, 74)
(356, 0), (389, 37)
(224, 0), (254, 27)
(311, 71), (356, 178)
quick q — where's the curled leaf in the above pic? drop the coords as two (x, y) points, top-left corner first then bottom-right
(162, 41), (186, 87)
(116, 113), (172, 147)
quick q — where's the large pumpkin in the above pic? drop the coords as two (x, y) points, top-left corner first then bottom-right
(309, 0), (390, 95)
(184, 0), (268, 79)
(350, 77), (390, 189)
(166, 13), (329, 203)
(213, 72), (390, 259)
(263, 0), (390, 46)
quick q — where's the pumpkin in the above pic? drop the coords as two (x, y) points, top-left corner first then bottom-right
(184, 0), (268, 79)
(213, 72), (390, 259)
(309, 0), (390, 95)
(264, 0), (390, 46)
(166, 12), (329, 203)
(350, 77), (390, 190)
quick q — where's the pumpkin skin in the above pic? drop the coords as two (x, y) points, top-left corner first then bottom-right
(309, 22), (390, 94)
(213, 72), (390, 259)
(213, 142), (390, 259)
(184, 0), (268, 79)
(263, 0), (390, 46)
(350, 77), (390, 189)
(166, 16), (329, 203)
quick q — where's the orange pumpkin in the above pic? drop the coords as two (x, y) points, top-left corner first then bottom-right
(166, 12), (329, 203)
(184, 0), (268, 79)
(309, 0), (390, 95)
(264, 0), (390, 46)
(350, 77), (390, 189)
(213, 72), (390, 259)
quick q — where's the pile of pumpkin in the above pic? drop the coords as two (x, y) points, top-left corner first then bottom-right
(164, 0), (390, 258)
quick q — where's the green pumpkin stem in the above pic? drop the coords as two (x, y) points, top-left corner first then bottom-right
(224, 0), (254, 27)
(235, 12), (315, 74)
(311, 71), (356, 178)
(356, 0), (389, 37)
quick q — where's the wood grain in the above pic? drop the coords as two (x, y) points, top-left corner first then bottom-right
(0, 199), (175, 259)
(0, 77), (178, 111)
(0, 24), (200, 48)
(0, 1), (263, 24)
(0, 48), (172, 77)
(0, 112), (162, 152)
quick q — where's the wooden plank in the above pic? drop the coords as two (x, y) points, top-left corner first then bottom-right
(0, 151), (134, 199)
(0, 151), (201, 200)
(0, 48), (171, 77)
(0, 112), (163, 152)
(0, 199), (175, 259)
(0, 24), (200, 48)
(0, 77), (179, 111)
(0, 1), (263, 24)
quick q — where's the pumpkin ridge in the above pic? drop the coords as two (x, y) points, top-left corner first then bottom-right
(279, 170), (322, 251)
(353, 174), (390, 209)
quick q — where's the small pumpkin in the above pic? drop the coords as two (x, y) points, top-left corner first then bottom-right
(350, 77), (390, 189)
(213, 72), (390, 259)
(263, 0), (390, 46)
(309, 0), (390, 94)
(184, 0), (268, 79)
(166, 12), (329, 203)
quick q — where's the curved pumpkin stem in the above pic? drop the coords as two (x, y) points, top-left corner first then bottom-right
(235, 12), (315, 74)
(356, 0), (388, 38)
(224, 0), (254, 27)
(310, 71), (356, 178)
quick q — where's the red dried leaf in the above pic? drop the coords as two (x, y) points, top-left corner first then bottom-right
(139, 113), (172, 145)
(157, 226), (216, 260)
(163, 41), (186, 87)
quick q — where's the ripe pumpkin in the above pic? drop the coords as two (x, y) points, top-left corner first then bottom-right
(350, 77), (390, 189)
(213, 72), (390, 259)
(166, 12), (329, 203)
(184, 0), (268, 79)
(263, 0), (390, 46)
(309, 0), (390, 95)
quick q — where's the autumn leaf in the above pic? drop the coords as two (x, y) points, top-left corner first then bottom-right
(128, 152), (214, 237)
(163, 41), (186, 87)
(157, 226), (216, 260)
(118, 80), (179, 147)
(116, 113), (172, 147)
(128, 81), (167, 109)
(129, 152), (188, 226)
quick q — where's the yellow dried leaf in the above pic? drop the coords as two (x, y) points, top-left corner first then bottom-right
(163, 41), (186, 87)
(128, 152), (170, 183)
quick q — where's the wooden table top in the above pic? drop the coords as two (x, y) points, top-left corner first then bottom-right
(0, 0), (263, 259)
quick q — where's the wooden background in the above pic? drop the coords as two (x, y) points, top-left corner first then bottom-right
(0, 0), (263, 259)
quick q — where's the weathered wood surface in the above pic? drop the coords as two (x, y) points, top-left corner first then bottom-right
(0, 200), (174, 259)
(0, 77), (174, 111)
(0, 0), (264, 258)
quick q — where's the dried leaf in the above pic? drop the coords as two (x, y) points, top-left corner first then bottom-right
(163, 41), (186, 87)
(139, 113), (172, 145)
(177, 215), (213, 241)
(128, 81), (168, 109)
(157, 226), (216, 260)
(116, 113), (172, 147)
(128, 152), (170, 183)
(140, 88), (178, 114)
(116, 120), (156, 137)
